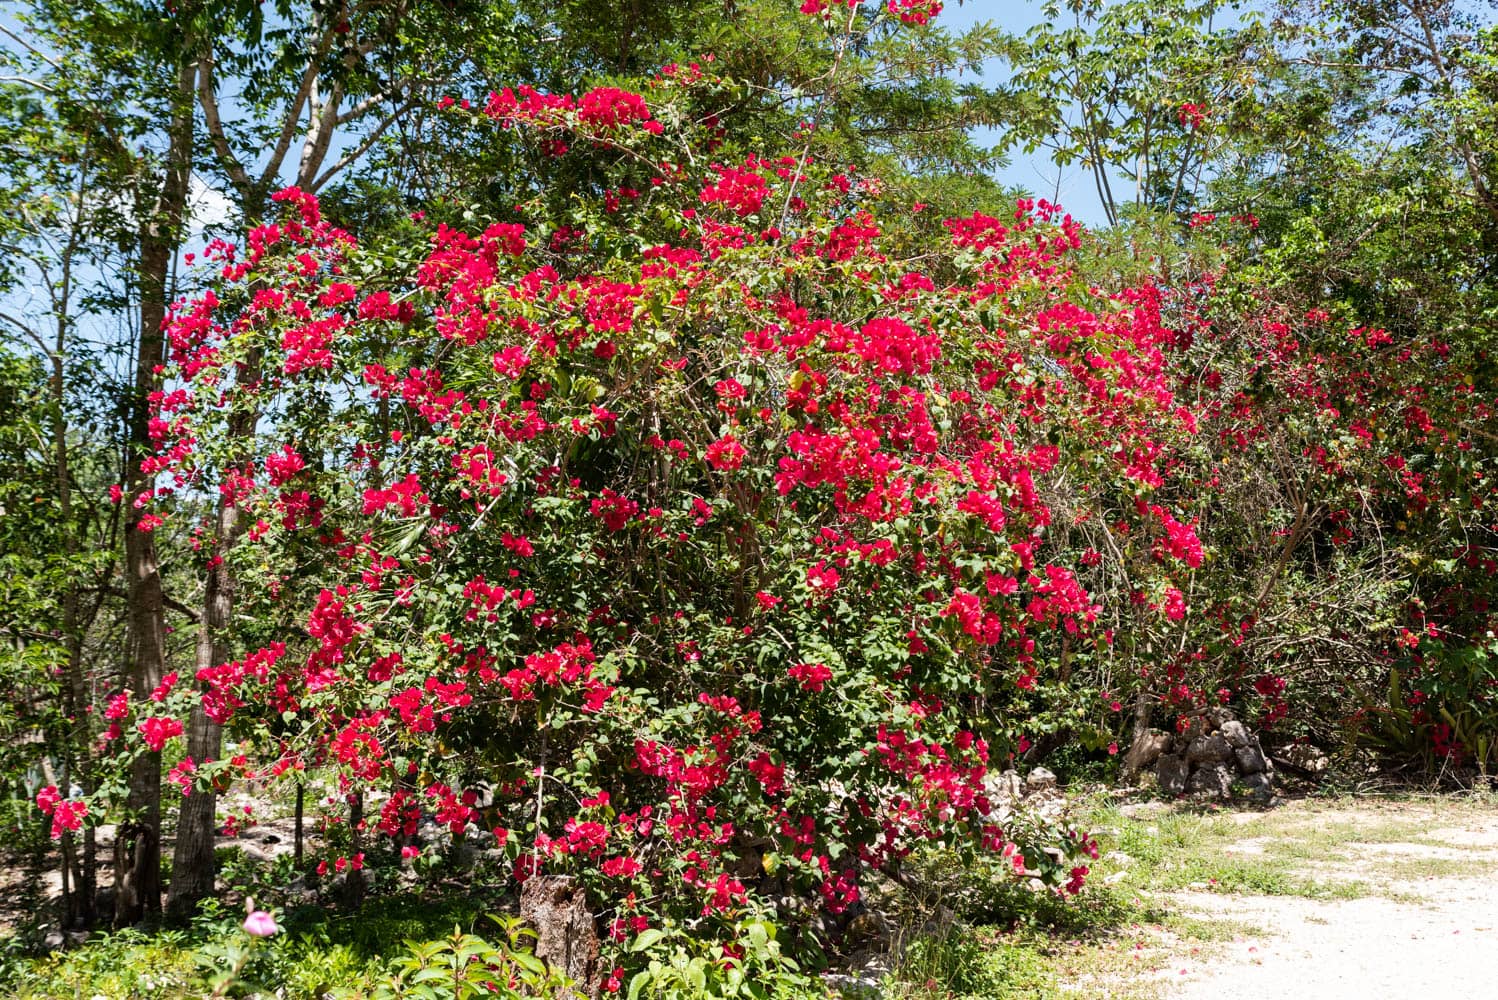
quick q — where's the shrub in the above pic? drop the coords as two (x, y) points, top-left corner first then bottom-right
(121, 80), (1192, 985)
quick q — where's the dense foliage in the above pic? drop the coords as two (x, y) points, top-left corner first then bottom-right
(4, 0), (1498, 995)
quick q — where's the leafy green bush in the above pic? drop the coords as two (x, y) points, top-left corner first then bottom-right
(342, 916), (567, 1000)
(624, 917), (822, 1000)
(3, 927), (198, 1000)
(0, 894), (509, 1000)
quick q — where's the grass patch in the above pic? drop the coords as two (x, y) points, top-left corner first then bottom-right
(1375, 856), (1498, 881)
(883, 927), (1056, 1000)
(1089, 802), (1374, 900)
(0, 892), (492, 1000)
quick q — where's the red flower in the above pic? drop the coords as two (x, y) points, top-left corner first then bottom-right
(788, 662), (833, 693)
(138, 715), (184, 752)
(36, 786), (87, 839)
(1161, 587), (1187, 621)
(601, 855), (642, 878)
(806, 561), (840, 593)
(704, 436), (747, 471)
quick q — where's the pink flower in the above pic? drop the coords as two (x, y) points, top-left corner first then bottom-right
(590, 489), (640, 531)
(601, 855), (642, 878)
(799, 0), (858, 15)
(806, 561), (840, 593)
(50, 800), (87, 839)
(704, 436), (747, 471)
(168, 757), (196, 796)
(243, 909), (278, 937)
(265, 445), (306, 485)
(149, 671), (178, 702)
(37, 787), (87, 839)
(886, 0), (943, 24)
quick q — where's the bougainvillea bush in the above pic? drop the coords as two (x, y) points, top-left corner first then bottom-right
(64, 67), (1233, 983)
(1175, 249), (1498, 769)
(38, 58), (1498, 997)
(35, 27), (1498, 999)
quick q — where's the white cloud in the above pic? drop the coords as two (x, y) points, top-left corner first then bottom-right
(186, 174), (239, 246)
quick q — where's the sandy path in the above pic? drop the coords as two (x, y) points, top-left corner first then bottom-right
(1164, 803), (1498, 999)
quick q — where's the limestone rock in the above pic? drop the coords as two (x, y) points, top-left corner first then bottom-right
(1186, 733), (1233, 765)
(1236, 771), (1274, 804)
(1157, 754), (1189, 796)
(1186, 763), (1234, 798)
(1219, 720), (1250, 748)
(1235, 744), (1267, 775)
(984, 768), (1023, 806)
(1276, 743), (1330, 776)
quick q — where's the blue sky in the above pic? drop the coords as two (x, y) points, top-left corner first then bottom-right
(938, 0), (1119, 225)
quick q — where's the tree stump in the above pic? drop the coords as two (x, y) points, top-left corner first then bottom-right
(520, 875), (600, 998)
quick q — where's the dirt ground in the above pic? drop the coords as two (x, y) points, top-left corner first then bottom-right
(1153, 799), (1498, 999)
(0, 806), (306, 937)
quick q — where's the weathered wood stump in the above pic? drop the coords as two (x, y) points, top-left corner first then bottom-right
(520, 874), (600, 998)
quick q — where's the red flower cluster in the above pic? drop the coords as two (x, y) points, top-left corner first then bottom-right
(36, 786), (86, 839)
(886, 0), (943, 25)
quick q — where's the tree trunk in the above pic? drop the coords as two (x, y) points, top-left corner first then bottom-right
(294, 782), (304, 866)
(344, 792), (366, 907)
(167, 341), (259, 922)
(166, 496), (235, 922)
(520, 876), (600, 999)
(49, 218), (97, 928)
(115, 54), (196, 929)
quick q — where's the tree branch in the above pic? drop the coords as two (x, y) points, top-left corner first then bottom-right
(0, 22), (62, 71)
(196, 50), (255, 203)
(311, 96), (419, 191)
(0, 309), (48, 355)
(258, 40), (332, 192)
(0, 74), (56, 92)
(333, 81), (403, 127)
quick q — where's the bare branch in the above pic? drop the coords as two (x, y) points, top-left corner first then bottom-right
(334, 83), (403, 127)
(299, 80), (346, 187)
(196, 50), (254, 203)
(0, 22), (62, 71)
(0, 74), (56, 92)
(258, 24), (340, 192)
(311, 96), (419, 191)
(0, 309), (48, 354)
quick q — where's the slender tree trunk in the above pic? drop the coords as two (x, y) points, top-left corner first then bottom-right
(47, 209), (99, 927)
(294, 783), (304, 865)
(115, 55), (196, 929)
(166, 536), (232, 921)
(167, 342), (260, 922)
(344, 792), (366, 907)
